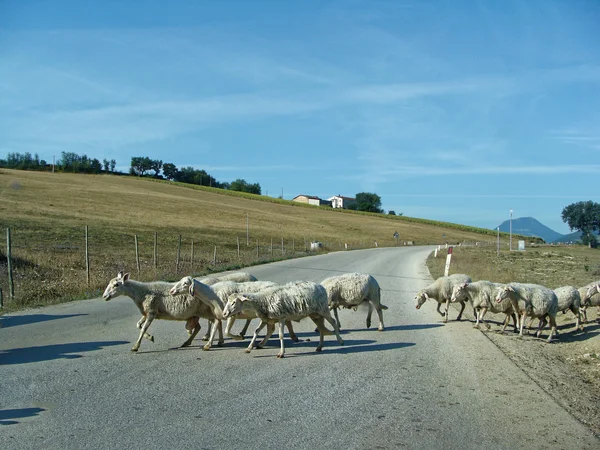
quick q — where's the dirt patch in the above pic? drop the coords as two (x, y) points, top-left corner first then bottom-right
(458, 306), (600, 437)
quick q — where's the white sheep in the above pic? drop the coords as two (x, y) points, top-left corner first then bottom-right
(196, 272), (258, 339)
(495, 283), (558, 342)
(579, 281), (600, 323)
(415, 274), (472, 323)
(320, 273), (388, 331)
(450, 281), (517, 332)
(222, 281), (344, 358)
(169, 277), (300, 350)
(553, 286), (583, 331)
(102, 271), (222, 352)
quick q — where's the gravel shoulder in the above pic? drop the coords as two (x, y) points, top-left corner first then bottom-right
(450, 305), (600, 437)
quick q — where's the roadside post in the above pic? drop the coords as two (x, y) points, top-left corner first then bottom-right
(444, 246), (453, 276)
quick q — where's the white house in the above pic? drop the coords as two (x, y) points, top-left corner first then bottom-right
(328, 195), (356, 209)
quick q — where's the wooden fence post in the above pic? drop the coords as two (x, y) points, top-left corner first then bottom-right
(85, 226), (90, 284)
(281, 237), (284, 255)
(190, 240), (194, 267)
(292, 239), (295, 253)
(134, 234), (140, 276)
(256, 239), (259, 259)
(154, 232), (158, 269)
(237, 236), (240, 258)
(7, 228), (14, 301)
(213, 246), (217, 264)
(0, 287), (3, 309)
(176, 235), (181, 273)
(270, 238), (273, 257)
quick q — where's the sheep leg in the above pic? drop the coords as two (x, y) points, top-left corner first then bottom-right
(225, 317), (241, 340)
(373, 302), (385, 331)
(132, 313), (155, 352)
(239, 319), (252, 339)
(478, 307), (491, 330)
(536, 317), (547, 338)
(570, 305), (583, 331)
(216, 320), (224, 346)
(257, 324), (276, 348)
(286, 321), (299, 342)
(455, 301), (466, 321)
(331, 307), (342, 331)
(246, 321), (268, 353)
(323, 313), (344, 346)
(518, 312), (526, 337)
(181, 318), (201, 347)
(443, 299), (449, 323)
(136, 315), (154, 342)
(435, 302), (445, 318)
(277, 320), (286, 358)
(311, 317), (333, 336)
(547, 315), (557, 342)
(366, 302), (373, 328)
(581, 306), (588, 323)
(202, 319), (221, 351)
(202, 321), (212, 341)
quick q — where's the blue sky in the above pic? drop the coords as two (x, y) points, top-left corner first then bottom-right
(1, 0), (599, 234)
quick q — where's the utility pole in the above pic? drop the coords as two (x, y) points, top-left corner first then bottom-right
(509, 209), (513, 251)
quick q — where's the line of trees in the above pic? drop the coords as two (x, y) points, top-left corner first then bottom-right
(129, 157), (261, 194)
(562, 200), (600, 248)
(0, 152), (117, 174)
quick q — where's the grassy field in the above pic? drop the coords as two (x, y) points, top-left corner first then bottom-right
(427, 244), (600, 290)
(1, 168), (534, 311)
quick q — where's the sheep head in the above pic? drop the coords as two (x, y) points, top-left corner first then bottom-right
(415, 291), (428, 309)
(223, 293), (247, 318)
(451, 283), (468, 303)
(495, 285), (514, 303)
(102, 271), (130, 301)
(583, 283), (600, 305)
(170, 276), (194, 296)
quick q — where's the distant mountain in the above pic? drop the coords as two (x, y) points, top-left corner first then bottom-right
(496, 217), (563, 243)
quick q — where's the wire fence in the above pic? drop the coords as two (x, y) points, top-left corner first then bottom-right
(1, 225), (426, 309)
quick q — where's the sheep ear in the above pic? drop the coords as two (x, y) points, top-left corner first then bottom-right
(461, 282), (468, 288)
(423, 292), (429, 299)
(117, 271), (124, 279)
(507, 286), (514, 292)
(123, 273), (130, 281)
(188, 284), (194, 296)
(240, 295), (250, 302)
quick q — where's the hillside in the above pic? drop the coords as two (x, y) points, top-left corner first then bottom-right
(0, 169), (536, 310)
(496, 217), (563, 243)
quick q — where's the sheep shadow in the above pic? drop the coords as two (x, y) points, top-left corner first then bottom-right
(0, 407), (45, 426)
(343, 324), (444, 333)
(0, 313), (87, 328)
(0, 341), (129, 365)
(251, 340), (416, 358)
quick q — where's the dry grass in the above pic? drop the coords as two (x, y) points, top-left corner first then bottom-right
(1, 169), (523, 311)
(427, 244), (600, 289)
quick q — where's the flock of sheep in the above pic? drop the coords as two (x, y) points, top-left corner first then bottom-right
(415, 273), (600, 342)
(101, 271), (387, 358)
(101, 266), (600, 356)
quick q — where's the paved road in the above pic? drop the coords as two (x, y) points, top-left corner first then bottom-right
(1, 246), (598, 449)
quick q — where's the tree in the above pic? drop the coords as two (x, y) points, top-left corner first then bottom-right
(150, 159), (163, 177)
(130, 156), (153, 176)
(355, 192), (383, 213)
(110, 159), (116, 172)
(561, 200), (600, 248)
(162, 163), (178, 180)
(103, 159), (110, 172)
(388, 210), (396, 215)
(229, 178), (261, 195)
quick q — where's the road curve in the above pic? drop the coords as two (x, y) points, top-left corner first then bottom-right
(1, 246), (598, 449)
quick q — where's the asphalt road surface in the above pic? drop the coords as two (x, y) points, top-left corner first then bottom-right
(1, 246), (598, 449)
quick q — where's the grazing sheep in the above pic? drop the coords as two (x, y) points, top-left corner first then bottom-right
(222, 281), (344, 358)
(102, 271), (222, 352)
(415, 274), (472, 323)
(169, 277), (300, 350)
(495, 283), (558, 342)
(553, 286), (583, 331)
(450, 281), (517, 332)
(579, 281), (600, 323)
(320, 273), (388, 331)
